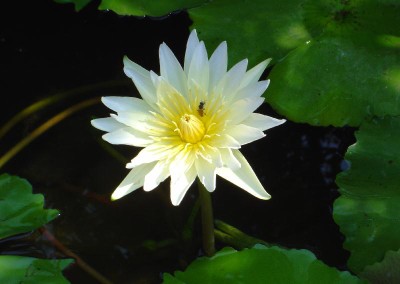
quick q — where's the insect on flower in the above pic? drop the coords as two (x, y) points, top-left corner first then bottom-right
(197, 101), (206, 117)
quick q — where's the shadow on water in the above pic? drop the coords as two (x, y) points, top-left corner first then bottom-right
(1, 1), (357, 283)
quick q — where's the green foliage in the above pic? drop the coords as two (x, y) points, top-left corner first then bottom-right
(333, 116), (400, 273)
(189, 0), (312, 67)
(266, 33), (400, 126)
(53, 0), (209, 16)
(0, 174), (73, 283)
(360, 249), (400, 284)
(0, 174), (59, 239)
(0, 256), (73, 284)
(163, 245), (363, 284)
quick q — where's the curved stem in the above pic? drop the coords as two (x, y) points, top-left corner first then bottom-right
(197, 179), (215, 256)
(0, 97), (100, 169)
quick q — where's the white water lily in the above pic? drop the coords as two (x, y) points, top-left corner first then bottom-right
(91, 30), (285, 206)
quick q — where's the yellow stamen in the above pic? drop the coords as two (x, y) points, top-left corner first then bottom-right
(178, 114), (205, 143)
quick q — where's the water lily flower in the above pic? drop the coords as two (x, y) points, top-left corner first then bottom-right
(91, 30), (285, 206)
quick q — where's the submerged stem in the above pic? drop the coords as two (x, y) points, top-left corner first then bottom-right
(197, 179), (215, 256)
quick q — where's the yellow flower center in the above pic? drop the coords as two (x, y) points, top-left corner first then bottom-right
(178, 114), (205, 143)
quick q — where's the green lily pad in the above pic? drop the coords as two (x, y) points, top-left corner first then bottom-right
(360, 249), (400, 284)
(0, 174), (59, 239)
(53, 0), (209, 17)
(163, 245), (363, 284)
(333, 116), (400, 273)
(0, 255), (73, 283)
(189, 0), (312, 67)
(266, 33), (400, 126)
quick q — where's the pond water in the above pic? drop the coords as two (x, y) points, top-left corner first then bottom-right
(1, 1), (356, 283)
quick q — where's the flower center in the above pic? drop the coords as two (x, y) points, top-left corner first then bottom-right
(178, 114), (205, 143)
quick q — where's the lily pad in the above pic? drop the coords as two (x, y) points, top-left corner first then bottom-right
(0, 174), (59, 239)
(360, 249), (400, 284)
(333, 116), (400, 273)
(266, 33), (400, 126)
(0, 255), (73, 283)
(163, 245), (363, 284)
(189, 0), (312, 67)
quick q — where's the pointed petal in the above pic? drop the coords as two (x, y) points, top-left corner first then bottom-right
(111, 162), (156, 200)
(242, 113), (286, 131)
(216, 150), (270, 200)
(127, 143), (177, 168)
(102, 96), (151, 113)
(184, 29), (200, 74)
(227, 97), (265, 125)
(195, 157), (217, 192)
(209, 41), (227, 91)
(234, 80), (270, 101)
(225, 124), (265, 145)
(219, 148), (241, 170)
(168, 147), (196, 205)
(170, 164), (197, 206)
(159, 43), (187, 96)
(220, 59), (248, 100)
(240, 58), (271, 88)
(143, 161), (170, 192)
(123, 56), (157, 106)
(102, 128), (152, 147)
(91, 117), (125, 132)
(188, 42), (209, 91)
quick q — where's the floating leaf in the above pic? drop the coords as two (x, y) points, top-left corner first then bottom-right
(266, 33), (400, 126)
(0, 174), (59, 239)
(0, 255), (73, 284)
(333, 116), (400, 273)
(360, 249), (400, 284)
(163, 245), (363, 284)
(189, 0), (312, 67)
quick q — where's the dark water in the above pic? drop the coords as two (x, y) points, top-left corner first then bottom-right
(1, 1), (356, 283)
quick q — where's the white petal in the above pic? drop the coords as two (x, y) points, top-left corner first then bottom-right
(220, 59), (248, 100)
(211, 134), (241, 149)
(227, 97), (265, 125)
(123, 56), (157, 106)
(209, 41), (227, 91)
(225, 124), (265, 145)
(184, 29), (200, 74)
(159, 43), (187, 96)
(242, 113), (286, 131)
(111, 111), (153, 133)
(143, 161), (170, 192)
(102, 128), (152, 147)
(195, 157), (216, 192)
(219, 148), (241, 170)
(102, 96), (151, 113)
(240, 58), (271, 88)
(188, 42), (209, 91)
(170, 164), (197, 206)
(169, 147), (197, 205)
(127, 143), (177, 168)
(111, 162), (156, 200)
(91, 117), (125, 132)
(216, 150), (270, 200)
(234, 80), (270, 101)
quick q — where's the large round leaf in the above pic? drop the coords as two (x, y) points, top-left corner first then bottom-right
(163, 245), (363, 283)
(360, 249), (400, 284)
(333, 116), (400, 273)
(189, 0), (312, 67)
(0, 256), (73, 284)
(266, 33), (400, 126)
(0, 174), (59, 239)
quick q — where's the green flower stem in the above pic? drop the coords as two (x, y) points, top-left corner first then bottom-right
(197, 179), (215, 256)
